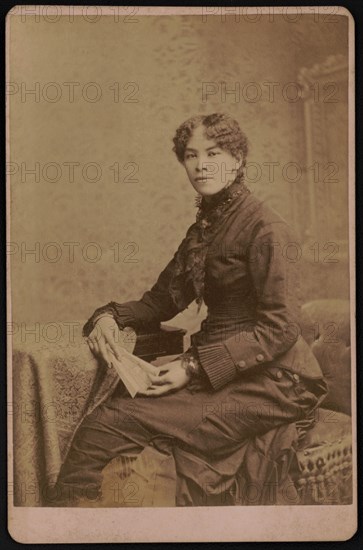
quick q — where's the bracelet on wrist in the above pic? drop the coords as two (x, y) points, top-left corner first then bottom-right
(181, 351), (202, 378)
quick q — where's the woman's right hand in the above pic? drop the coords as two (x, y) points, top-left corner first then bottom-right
(86, 315), (122, 367)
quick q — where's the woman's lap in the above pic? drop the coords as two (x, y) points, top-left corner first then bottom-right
(76, 366), (321, 456)
(52, 366), (324, 505)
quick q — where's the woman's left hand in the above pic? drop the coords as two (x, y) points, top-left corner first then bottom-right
(137, 359), (191, 397)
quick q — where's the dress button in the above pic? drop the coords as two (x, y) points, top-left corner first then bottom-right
(276, 370), (283, 379)
(238, 360), (246, 369)
(256, 354), (264, 362)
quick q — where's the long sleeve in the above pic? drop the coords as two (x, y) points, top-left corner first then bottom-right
(194, 221), (302, 390)
(83, 234), (196, 337)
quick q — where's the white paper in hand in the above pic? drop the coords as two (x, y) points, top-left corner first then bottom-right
(107, 340), (161, 398)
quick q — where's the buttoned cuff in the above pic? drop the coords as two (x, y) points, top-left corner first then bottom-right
(195, 342), (238, 391)
(224, 334), (271, 372)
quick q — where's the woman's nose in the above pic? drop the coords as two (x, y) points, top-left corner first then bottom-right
(196, 156), (207, 172)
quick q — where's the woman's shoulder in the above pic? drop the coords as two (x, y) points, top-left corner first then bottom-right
(234, 193), (298, 241)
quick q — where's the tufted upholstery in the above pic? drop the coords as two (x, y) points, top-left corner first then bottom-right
(301, 299), (351, 415)
(293, 299), (352, 504)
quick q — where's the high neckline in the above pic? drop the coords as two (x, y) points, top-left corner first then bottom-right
(195, 173), (250, 217)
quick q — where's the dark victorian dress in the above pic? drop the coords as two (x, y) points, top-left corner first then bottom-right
(54, 178), (327, 506)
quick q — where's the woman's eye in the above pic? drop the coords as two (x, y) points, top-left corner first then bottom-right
(185, 153), (196, 160)
(208, 151), (220, 157)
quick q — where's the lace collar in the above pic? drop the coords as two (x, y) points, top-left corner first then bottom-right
(195, 172), (249, 213)
(194, 172), (250, 237)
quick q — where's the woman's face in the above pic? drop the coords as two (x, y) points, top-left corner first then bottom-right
(183, 125), (241, 198)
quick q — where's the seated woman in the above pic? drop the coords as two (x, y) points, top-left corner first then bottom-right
(51, 113), (327, 506)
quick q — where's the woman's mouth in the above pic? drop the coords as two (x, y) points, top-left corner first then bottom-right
(195, 176), (214, 183)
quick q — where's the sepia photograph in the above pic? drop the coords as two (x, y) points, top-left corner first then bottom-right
(7, 5), (356, 543)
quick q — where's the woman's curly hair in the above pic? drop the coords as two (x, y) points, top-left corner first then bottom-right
(172, 113), (249, 168)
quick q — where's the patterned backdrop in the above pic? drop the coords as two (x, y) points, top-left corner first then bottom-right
(8, 14), (349, 338)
